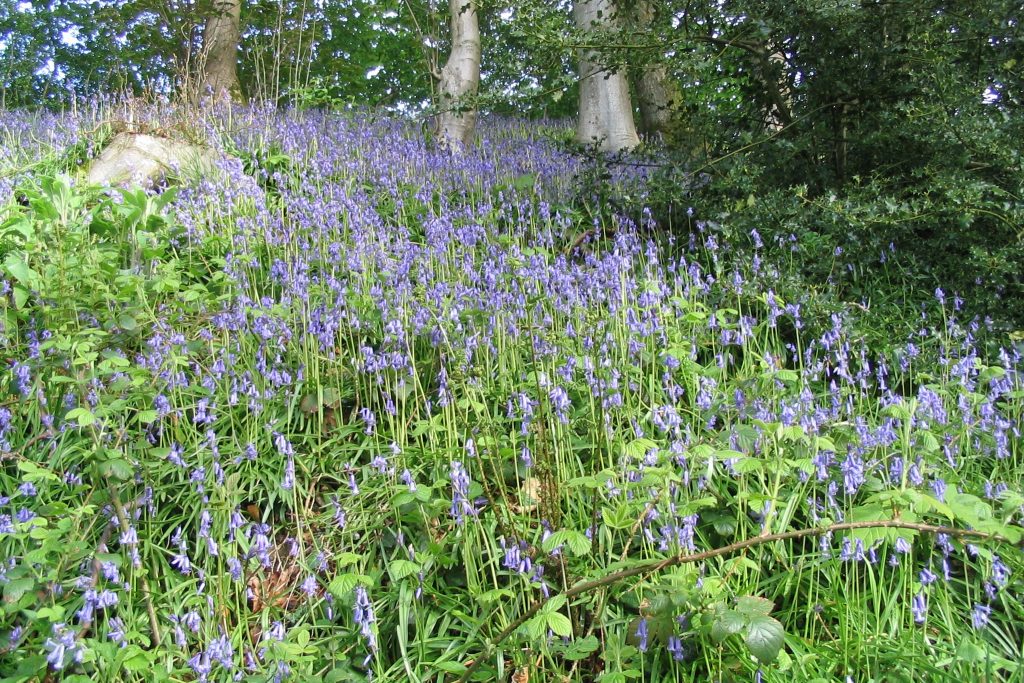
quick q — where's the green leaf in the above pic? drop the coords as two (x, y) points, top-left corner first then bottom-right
(99, 459), (134, 481)
(906, 490), (955, 521)
(3, 577), (34, 604)
(735, 595), (774, 616)
(624, 438), (658, 458)
(731, 457), (763, 474)
(388, 559), (420, 581)
(524, 614), (548, 640)
(814, 436), (837, 452)
(3, 254), (38, 289)
(65, 407), (96, 427)
(543, 529), (592, 556)
(13, 285), (29, 309)
(35, 605), (65, 621)
(546, 612), (573, 637)
(328, 573), (370, 598)
(561, 634), (600, 660)
(334, 552), (362, 568)
(475, 588), (514, 604)
(745, 615), (785, 663)
(434, 661), (468, 674)
(602, 504), (636, 530)
(956, 640), (987, 663)
(711, 609), (746, 642)
(948, 493), (992, 526)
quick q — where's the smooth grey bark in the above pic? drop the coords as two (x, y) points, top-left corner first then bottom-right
(434, 0), (481, 152)
(199, 0), (243, 102)
(574, 0), (640, 152)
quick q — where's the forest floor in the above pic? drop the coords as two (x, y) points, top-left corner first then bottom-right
(0, 104), (1021, 682)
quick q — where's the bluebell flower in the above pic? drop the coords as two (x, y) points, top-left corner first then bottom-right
(971, 604), (991, 629)
(634, 617), (649, 652)
(911, 593), (927, 624)
(353, 586), (377, 656)
(43, 622), (83, 671)
(449, 460), (474, 524)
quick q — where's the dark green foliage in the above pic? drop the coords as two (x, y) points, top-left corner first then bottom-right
(625, 0), (1024, 328)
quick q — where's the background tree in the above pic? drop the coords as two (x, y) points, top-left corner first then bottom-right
(624, 0), (681, 139)
(573, 0), (639, 152)
(198, 0), (243, 101)
(433, 0), (481, 150)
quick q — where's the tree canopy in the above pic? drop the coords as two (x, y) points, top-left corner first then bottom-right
(3, 0), (1021, 319)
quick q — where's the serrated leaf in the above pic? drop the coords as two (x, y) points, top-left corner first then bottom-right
(546, 612), (573, 637)
(327, 573), (369, 598)
(561, 634), (600, 660)
(745, 615), (785, 663)
(388, 559), (420, 580)
(710, 609), (746, 642)
(65, 407), (96, 427)
(3, 577), (34, 604)
(602, 504), (636, 530)
(624, 438), (658, 458)
(99, 458), (134, 481)
(906, 490), (955, 520)
(731, 457), (763, 474)
(815, 436), (837, 452)
(475, 588), (514, 604)
(543, 529), (591, 556)
(716, 449), (746, 461)
(334, 552), (362, 568)
(524, 614), (548, 640)
(735, 595), (774, 616)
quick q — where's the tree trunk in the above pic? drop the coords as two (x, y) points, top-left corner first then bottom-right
(761, 49), (792, 132)
(627, 0), (679, 139)
(574, 0), (640, 152)
(199, 0), (243, 102)
(435, 0), (481, 152)
(635, 64), (679, 139)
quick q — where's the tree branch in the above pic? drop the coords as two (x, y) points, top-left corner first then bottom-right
(456, 519), (1018, 683)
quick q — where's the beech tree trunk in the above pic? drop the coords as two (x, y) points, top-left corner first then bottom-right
(635, 64), (678, 138)
(435, 0), (481, 152)
(199, 0), (243, 102)
(628, 0), (679, 139)
(574, 0), (639, 152)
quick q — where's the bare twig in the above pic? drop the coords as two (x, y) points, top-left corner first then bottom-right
(456, 519), (1017, 683)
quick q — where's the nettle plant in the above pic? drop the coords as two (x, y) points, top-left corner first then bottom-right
(0, 107), (1021, 683)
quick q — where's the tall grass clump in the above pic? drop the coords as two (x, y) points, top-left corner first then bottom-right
(0, 105), (1021, 683)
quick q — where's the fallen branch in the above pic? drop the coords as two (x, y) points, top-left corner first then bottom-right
(457, 519), (1018, 683)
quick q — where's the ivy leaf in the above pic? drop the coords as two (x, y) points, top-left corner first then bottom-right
(745, 615), (785, 663)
